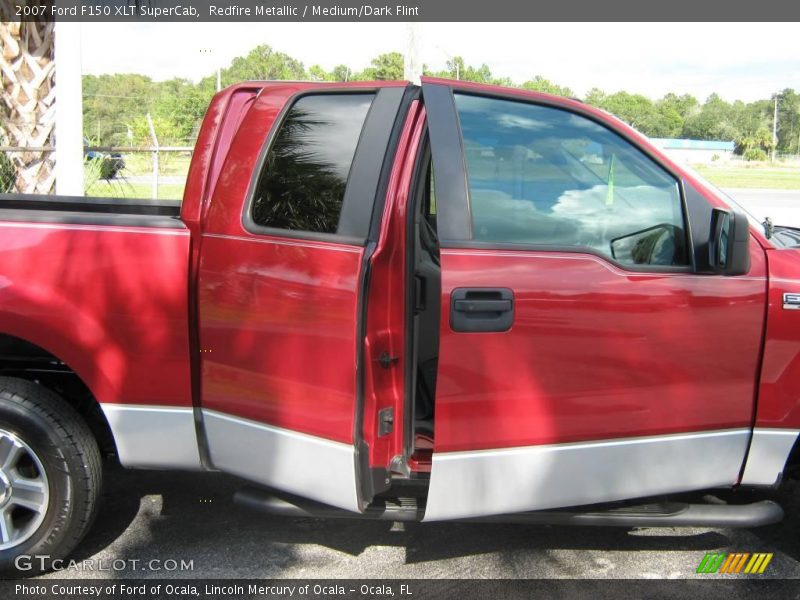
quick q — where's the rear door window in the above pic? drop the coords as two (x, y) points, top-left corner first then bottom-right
(251, 93), (374, 235)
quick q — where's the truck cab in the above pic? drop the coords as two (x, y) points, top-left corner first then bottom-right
(0, 78), (798, 570)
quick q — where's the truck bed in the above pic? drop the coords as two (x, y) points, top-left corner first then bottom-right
(0, 192), (193, 413)
(0, 193), (183, 228)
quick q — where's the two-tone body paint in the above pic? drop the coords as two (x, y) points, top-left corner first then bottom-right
(1, 78), (798, 520)
(738, 248), (800, 485)
(0, 220), (199, 469)
(419, 78), (795, 519)
(433, 245), (768, 452)
(193, 81), (406, 510)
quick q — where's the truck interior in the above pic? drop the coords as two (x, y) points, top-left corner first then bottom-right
(407, 140), (439, 474)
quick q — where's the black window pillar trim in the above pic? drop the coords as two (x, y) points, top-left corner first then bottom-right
(683, 178), (721, 273)
(338, 87), (406, 240)
(421, 82), (472, 241)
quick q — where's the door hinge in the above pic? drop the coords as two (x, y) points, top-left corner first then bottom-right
(377, 351), (399, 369)
(378, 407), (394, 436)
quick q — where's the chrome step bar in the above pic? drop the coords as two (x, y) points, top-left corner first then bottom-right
(235, 486), (783, 528)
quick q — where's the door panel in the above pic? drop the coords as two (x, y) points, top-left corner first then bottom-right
(199, 235), (364, 443)
(422, 80), (767, 520)
(425, 247), (765, 520)
(197, 85), (406, 511)
(435, 247), (766, 453)
(199, 235), (364, 510)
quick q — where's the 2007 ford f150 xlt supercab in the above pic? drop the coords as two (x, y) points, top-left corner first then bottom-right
(0, 78), (799, 572)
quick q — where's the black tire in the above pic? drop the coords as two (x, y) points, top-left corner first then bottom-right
(0, 377), (102, 575)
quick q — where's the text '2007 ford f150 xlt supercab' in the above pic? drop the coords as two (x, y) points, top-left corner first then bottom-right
(0, 78), (799, 572)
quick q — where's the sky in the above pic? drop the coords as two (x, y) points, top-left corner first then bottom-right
(79, 22), (800, 102)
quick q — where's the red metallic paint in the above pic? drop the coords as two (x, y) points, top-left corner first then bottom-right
(182, 85), (264, 416)
(0, 223), (192, 407)
(3, 78), (796, 492)
(195, 82), (405, 444)
(361, 101), (426, 468)
(181, 84), (261, 230)
(433, 244), (768, 453)
(423, 78), (774, 455)
(757, 248), (800, 430)
(198, 234), (364, 443)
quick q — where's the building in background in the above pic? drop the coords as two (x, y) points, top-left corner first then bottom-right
(651, 138), (735, 164)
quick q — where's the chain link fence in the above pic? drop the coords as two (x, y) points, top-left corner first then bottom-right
(0, 146), (192, 200)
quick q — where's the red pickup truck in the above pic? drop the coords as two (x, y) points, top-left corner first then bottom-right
(0, 78), (798, 571)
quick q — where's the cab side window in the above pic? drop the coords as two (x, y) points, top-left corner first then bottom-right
(454, 94), (688, 267)
(251, 93), (374, 235)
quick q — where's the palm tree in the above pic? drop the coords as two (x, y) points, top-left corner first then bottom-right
(0, 7), (56, 194)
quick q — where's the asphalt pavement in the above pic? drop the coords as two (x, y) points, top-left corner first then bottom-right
(30, 467), (800, 580)
(24, 187), (800, 584)
(723, 188), (800, 227)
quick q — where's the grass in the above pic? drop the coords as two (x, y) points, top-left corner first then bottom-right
(694, 162), (800, 190)
(84, 155), (187, 200)
(122, 152), (192, 178)
(86, 180), (185, 200)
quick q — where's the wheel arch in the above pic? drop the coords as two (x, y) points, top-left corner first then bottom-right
(0, 332), (117, 458)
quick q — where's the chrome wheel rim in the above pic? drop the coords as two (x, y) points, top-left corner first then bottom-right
(0, 429), (49, 550)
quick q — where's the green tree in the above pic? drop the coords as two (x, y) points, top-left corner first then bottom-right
(588, 91), (677, 137)
(520, 76), (574, 97)
(82, 73), (157, 145)
(356, 52), (404, 81)
(308, 65), (331, 82)
(80, 43), (800, 160)
(736, 127), (775, 159)
(462, 63), (493, 83)
(155, 79), (213, 143)
(445, 56), (465, 80)
(426, 57), (494, 83)
(658, 93), (699, 120)
(682, 94), (740, 141)
(330, 65), (353, 82)
(221, 44), (307, 84)
(654, 93), (699, 138)
(584, 88), (606, 107)
(776, 89), (800, 154)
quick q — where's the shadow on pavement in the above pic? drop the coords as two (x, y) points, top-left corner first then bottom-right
(64, 463), (800, 577)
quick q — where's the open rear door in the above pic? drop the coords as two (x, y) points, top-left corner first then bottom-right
(422, 79), (766, 521)
(196, 84), (405, 512)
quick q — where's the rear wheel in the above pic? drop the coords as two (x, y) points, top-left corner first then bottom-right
(0, 377), (102, 574)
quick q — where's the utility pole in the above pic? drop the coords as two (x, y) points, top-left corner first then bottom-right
(146, 113), (159, 200)
(404, 23), (422, 84)
(201, 48), (222, 92)
(772, 93), (778, 162)
(438, 46), (460, 80)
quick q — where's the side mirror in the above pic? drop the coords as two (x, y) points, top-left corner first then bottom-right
(709, 208), (750, 275)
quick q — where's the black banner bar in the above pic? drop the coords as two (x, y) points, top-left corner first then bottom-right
(3, 0), (800, 22)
